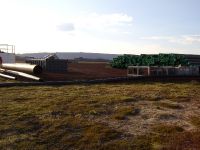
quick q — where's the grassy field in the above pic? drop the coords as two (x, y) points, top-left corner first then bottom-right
(0, 77), (17, 83)
(1, 82), (200, 149)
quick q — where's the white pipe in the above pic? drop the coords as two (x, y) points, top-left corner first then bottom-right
(1, 63), (43, 74)
(0, 72), (16, 80)
(1, 69), (42, 81)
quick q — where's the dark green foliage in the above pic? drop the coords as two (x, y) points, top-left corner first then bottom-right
(111, 54), (189, 69)
(111, 55), (139, 69)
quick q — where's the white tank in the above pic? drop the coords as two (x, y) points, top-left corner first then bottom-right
(0, 44), (16, 64)
(0, 53), (15, 63)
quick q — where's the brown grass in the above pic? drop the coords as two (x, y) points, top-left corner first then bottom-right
(0, 82), (200, 149)
(112, 106), (140, 120)
(156, 102), (182, 109)
(190, 116), (200, 128)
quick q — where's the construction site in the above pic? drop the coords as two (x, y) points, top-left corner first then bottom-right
(1, 44), (200, 149)
(1, 44), (200, 85)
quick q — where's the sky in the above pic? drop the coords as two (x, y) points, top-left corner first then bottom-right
(0, 0), (200, 54)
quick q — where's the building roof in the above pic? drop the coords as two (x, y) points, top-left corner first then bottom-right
(43, 54), (59, 60)
(26, 54), (60, 61)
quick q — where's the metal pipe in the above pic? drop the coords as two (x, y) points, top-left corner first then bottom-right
(0, 72), (16, 80)
(1, 69), (42, 81)
(1, 63), (42, 75)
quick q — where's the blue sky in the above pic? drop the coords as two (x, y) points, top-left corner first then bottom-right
(0, 0), (200, 54)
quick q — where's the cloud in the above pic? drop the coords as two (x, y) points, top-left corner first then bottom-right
(60, 13), (133, 34)
(57, 23), (75, 32)
(82, 13), (133, 27)
(141, 35), (200, 45)
(182, 35), (200, 43)
(141, 36), (172, 40)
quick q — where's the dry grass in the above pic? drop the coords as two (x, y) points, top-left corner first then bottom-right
(112, 106), (140, 120)
(0, 77), (16, 83)
(0, 82), (200, 149)
(190, 116), (200, 128)
(156, 102), (182, 109)
(150, 124), (200, 150)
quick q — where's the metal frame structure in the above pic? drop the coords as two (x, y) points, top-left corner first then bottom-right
(0, 44), (15, 53)
(127, 66), (200, 77)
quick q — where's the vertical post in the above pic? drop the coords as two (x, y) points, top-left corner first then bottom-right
(166, 68), (169, 76)
(11, 45), (13, 53)
(7, 44), (8, 53)
(148, 66), (150, 76)
(13, 45), (15, 53)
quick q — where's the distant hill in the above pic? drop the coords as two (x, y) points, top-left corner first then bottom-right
(17, 52), (120, 61)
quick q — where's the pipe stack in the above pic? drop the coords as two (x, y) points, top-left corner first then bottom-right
(0, 63), (43, 81)
(1, 63), (43, 75)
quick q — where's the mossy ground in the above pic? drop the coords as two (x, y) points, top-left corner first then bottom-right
(0, 82), (200, 149)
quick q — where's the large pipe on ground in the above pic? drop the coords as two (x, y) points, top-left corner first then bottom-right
(1, 63), (43, 75)
(0, 72), (16, 80)
(0, 69), (42, 81)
